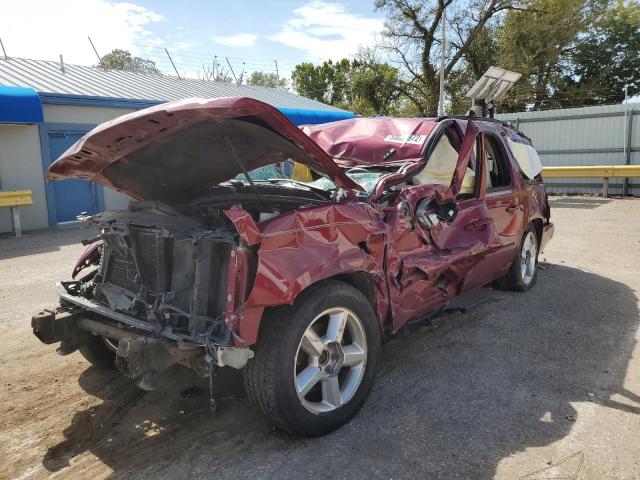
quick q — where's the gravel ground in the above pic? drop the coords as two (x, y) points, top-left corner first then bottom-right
(1, 196), (639, 480)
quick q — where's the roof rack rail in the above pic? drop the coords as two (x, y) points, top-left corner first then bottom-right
(434, 115), (529, 139)
(435, 115), (512, 127)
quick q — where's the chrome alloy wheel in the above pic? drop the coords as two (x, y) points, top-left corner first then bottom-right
(521, 231), (538, 286)
(294, 307), (367, 414)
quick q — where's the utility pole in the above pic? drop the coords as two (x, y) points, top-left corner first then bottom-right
(623, 85), (629, 160)
(226, 57), (239, 84)
(437, 7), (446, 116)
(59, 54), (65, 74)
(0, 37), (7, 59)
(165, 48), (181, 79)
(88, 36), (101, 63)
(623, 84), (631, 195)
(274, 60), (279, 77)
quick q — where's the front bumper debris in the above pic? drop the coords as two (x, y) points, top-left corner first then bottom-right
(55, 281), (165, 337)
(32, 307), (88, 355)
(32, 290), (254, 380)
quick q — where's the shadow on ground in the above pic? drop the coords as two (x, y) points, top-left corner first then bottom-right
(0, 226), (90, 260)
(548, 197), (612, 209)
(42, 265), (639, 479)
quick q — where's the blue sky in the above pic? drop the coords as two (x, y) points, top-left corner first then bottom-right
(4, 1), (636, 103)
(2, 0), (386, 79)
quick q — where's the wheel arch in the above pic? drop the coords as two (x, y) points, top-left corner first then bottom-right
(320, 271), (377, 312)
(251, 271), (386, 345)
(287, 270), (385, 329)
(530, 217), (544, 253)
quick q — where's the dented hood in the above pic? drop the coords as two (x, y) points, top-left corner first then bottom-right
(47, 97), (361, 201)
(301, 116), (438, 166)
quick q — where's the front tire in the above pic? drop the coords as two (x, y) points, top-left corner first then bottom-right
(243, 280), (381, 437)
(79, 335), (117, 370)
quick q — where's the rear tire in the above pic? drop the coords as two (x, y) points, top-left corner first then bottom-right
(79, 335), (117, 370)
(497, 224), (539, 292)
(243, 280), (381, 437)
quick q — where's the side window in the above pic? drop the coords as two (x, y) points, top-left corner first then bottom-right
(485, 135), (511, 190)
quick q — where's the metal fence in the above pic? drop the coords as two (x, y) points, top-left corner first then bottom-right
(497, 103), (639, 195)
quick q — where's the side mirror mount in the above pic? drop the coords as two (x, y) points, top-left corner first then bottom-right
(441, 201), (458, 223)
(415, 197), (458, 229)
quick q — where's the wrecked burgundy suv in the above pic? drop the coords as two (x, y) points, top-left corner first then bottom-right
(32, 97), (553, 437)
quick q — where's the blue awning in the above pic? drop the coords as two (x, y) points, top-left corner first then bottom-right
(278, 107), (356, 126)
(0, 86), (44, 123)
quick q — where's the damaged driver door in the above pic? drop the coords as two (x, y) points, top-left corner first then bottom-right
(385, 121), (497, 331)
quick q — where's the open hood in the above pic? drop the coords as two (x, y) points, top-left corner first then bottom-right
(47, 97), (361, 202)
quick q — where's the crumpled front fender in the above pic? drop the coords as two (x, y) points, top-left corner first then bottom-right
(72, 242), (101, 278)
(224, 203), (389, 347)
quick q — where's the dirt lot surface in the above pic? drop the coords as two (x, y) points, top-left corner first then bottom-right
(1, 196), (639, 480)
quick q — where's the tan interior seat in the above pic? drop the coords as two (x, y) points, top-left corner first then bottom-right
(413, 135), (475, 194)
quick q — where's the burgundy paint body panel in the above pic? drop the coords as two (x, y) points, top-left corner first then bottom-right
(53, 103), (553, 348)
(225, 202), (389, 346)
(72, 242), (101, 278)
(222, 118), (553, 346)
(302, 117), (437, 166)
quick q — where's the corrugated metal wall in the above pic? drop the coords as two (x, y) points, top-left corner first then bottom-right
(497, 104), (639, 195)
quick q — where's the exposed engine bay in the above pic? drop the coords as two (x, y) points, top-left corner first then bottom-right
(66, 180), (335, 344)
(29, 179), (340, 398)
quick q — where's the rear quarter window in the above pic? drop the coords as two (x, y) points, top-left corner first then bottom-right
(503, 133), (543, 180)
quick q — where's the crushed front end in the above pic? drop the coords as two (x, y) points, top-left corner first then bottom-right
(32, 202), (254, 400)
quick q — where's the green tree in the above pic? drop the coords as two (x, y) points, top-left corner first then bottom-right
(496, 0), (590, 111)
(375, 0), (526, 116)
(97, 49), (161, 75)
(493, 0), (639, 111)
(247, 71), (288, 89)
(291, 55), (403, 115)
(351, 59), (402, 115)
(557, 0), (640, 106)
(446, 25), (499, 114)
(292, 59), (354, 106)
(291, 62), (330, 103)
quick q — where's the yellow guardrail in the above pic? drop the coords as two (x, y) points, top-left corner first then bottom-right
(542, 165), (640, 179)
(0, 190), (33, 237)
(0, 190), (33, 208)
(542, 165), (640, 197)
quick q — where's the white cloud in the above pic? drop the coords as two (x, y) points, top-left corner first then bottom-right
(0, 0), (164, 65)
(269, 1), (384, 60)
(211, 33), (258, 48)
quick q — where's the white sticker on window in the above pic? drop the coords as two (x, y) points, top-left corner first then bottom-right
(384, 134), (426, 145)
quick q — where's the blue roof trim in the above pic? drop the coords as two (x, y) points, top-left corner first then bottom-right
(39, 92), (161, 109)
(278, 108), (357, 125)
(0, 86), (44, 123)
(37, 92), (356, 125)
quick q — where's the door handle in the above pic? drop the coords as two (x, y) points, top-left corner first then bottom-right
(506, 203), (522, 213)
(464, 218), (492, 230)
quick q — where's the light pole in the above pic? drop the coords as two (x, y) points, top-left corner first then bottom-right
(623, 84), (630, 195)
(437, 7), (446, 116)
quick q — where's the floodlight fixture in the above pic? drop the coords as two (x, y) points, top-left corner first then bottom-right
(466, 66), (521, 117)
